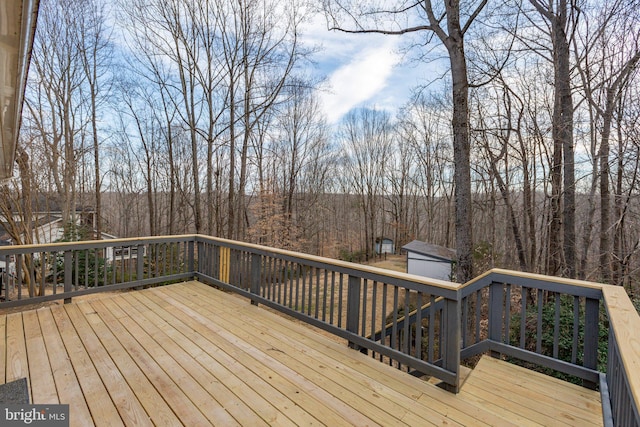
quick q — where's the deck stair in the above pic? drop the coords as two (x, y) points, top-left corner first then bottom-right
(460, 356), (602, 426)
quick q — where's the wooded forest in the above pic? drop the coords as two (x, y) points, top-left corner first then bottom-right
(2, 0), (640, 293)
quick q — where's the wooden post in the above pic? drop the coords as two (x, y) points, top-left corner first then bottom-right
(64, 251), (72, 304)
(250, 254), (261, 306)
(489, 281), (505, 358)
(136, 244), (144, 289)
(442, 297), (461, 393)
(583, 297), (600, 389)
(346, 275), (361, 350)
(188, 240), (195, 277)
(219, 247), (230, 283)
(196, 239), (203, 277)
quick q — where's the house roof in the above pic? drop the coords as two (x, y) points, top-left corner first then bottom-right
(376, 237), (393, 243)
(402, 240), (456, 262)
(0, 0), (39, 180)
(0, 213), (62, 242)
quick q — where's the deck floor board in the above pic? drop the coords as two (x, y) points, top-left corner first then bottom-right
(468, 357), (602, 425)
(128, 291), (321, 426)
(50, 305), (124, 427)
(22, 310), (58, 405)
(36, 307), (95, 427)
(162, 283), (471, 426)
(63, 303), (152, 427)
(153, 284), (442, 426)
(0, 281), (604, 426)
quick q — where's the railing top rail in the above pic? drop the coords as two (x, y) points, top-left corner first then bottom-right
(603, 285), (640, 409)
(194, 234), (462, 292)
(0, 234), (196, 254)
(464, 268), (606, 292)
(0, 236), (614, 296)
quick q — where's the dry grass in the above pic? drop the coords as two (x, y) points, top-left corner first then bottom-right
(366, 254), (407, 273)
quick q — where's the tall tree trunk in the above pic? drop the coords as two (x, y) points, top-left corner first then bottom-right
(555, 16), (576, 278)
(531, 0), (576, 277)
(447, 36), (474, 283)
(227, 74), (236, 240)
(598, 89), (615, 283)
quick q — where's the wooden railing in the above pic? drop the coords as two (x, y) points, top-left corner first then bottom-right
(1, 235), (638, 425)
(602, 285), (640, 426)
(194, 235), (463, 392)
(0, 235), (194, 307)
(459, 270), (605, 387)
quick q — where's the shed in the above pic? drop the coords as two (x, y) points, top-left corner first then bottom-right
(402, 240), (456, 281)
(375, 237), (394, 254)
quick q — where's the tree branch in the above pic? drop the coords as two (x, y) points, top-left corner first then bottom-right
(422, 0), (448, 42)
(529, 0), (554, 22)
(462, 0), (488, 35)
(330, 25), (434, 35)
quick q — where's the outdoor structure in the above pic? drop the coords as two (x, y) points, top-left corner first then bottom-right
(374, 237), (394, 254)
(0, 210), (98, 245)
(100, 232), (146, 264)
(0, 235), (638, 426)
(0, 0), (39, 181)
(403, 239), (456, 281)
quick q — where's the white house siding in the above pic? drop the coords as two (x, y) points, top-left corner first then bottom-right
(34, 221), (64, 244)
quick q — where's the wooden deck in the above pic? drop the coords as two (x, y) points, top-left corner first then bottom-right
(1, 281), (603, 426)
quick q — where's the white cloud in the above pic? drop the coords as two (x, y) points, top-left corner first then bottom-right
(319, 38), (401, 124)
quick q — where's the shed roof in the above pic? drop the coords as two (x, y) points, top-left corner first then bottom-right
(402, 240), (456, 262)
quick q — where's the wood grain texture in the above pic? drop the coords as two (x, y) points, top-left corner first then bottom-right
(463, 356), (601, 426)
(0, 281), (606, 426)
(22, 310), (57, 404)
(603, 285), (640, 412)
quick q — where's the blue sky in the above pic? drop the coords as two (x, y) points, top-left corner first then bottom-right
(301, 17), (437, 124)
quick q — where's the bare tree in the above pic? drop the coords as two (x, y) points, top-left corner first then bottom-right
(526, 0), (579, 277)
(258, 77), (331, 250)
(574, 0), (640, 282)
(472, 82), (529, 271)
(230, 0), (307, 240)
(75, 0), (112, 239)
(322, 0), (490, 282)
(26, 0), (88, 225)
(340, 108), (393, 260)
(398, 91), (455, 249)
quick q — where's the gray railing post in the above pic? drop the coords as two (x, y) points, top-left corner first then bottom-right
(1, 255), (8, 301)
(442, 297), (461, 393)
(583, 297), (599, 389)
(250, 254), (261, 306)
(489, 281), (505, 358)
(64, 250), (72, 304)
(136, 244), (144, 289)
(213, 245), (220, 280)
(196, 239), (204, 277)
(188, 239), (195, 277)
(346, 275), (361, 350)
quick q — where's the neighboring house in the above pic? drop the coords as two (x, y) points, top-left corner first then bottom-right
(0, 213), (82, 282)
(0, 210), (97, 246)
(0, 240), (15, 277)
(402, 240), (456, 281)
(0, 213), (62, 245)
(0, 216), (143, 286)
(375, 237), (394, 254)
(100, 233), (146, 262)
